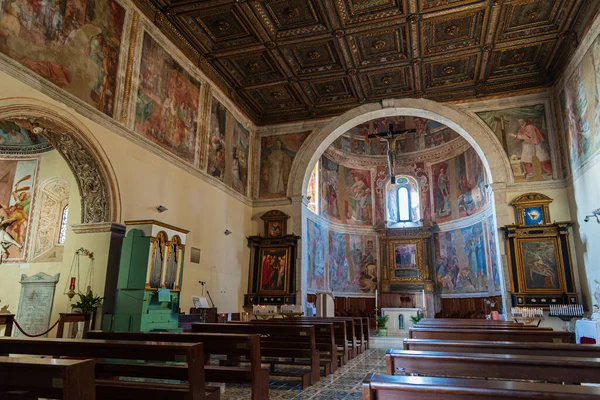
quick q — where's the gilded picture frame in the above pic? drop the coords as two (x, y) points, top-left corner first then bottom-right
(511, 193), (553, 226)
(387, 239), (426, 283)
(514, 237), (565, 294)
(258, 246), (291, 294)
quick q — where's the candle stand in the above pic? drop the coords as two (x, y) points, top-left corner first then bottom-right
(549, 304), (584, 332)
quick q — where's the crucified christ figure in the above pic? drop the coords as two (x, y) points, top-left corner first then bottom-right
(367, 123), (416, 184)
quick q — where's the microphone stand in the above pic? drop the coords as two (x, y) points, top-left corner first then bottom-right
(206, 290), (216, 308)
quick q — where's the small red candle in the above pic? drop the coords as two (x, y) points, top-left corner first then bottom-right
(69, 277), (76, 291)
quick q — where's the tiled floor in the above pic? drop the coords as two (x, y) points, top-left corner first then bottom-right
(218, 337), (402, 400)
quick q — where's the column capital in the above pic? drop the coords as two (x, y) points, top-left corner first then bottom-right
(71, 222), (126, 236)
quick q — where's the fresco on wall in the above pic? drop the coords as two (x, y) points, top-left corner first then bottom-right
(456, 148), (487, 218)
(232, 121), (249, 195)
(0, 120), (52, 154)
(558, 34), (600, 171)
(345, 168), (372, 225)
(413, 162), (431, 222)
(0, 0), (125, 116)
(260, 131), (310, 199)
(307, 219), (326, 290)
(321, 157), (341, 220)
(329, 230), (377, 293)
(435, 221), (489, 295)
(306, 163), (318, 213)
(425, 127), (459, 149)
(135, 34), (200, 163)
(0, 159), (37, 262)
(207, 99), (227, 180)
(486, 214), (501, 292)
(374, 166), (388, 225)
(477, 104), (553, 181)
(432, 161), (452, 222)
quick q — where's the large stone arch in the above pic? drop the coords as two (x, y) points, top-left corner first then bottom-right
(0, 98), (121, 224)
(288, 98), (512, 199)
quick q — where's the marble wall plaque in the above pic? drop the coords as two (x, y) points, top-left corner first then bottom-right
(15, 272), (60, 337)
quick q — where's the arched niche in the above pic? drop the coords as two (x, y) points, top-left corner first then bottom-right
(0, 98), (121, 224)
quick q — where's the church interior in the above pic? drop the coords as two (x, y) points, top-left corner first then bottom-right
(2, 0), (600, 399)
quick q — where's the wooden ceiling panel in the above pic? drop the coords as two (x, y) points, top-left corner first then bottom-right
(138, 0), (595, 124)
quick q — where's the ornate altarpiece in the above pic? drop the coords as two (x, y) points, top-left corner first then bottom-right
(244, 210), (299, 307)
(376, 226), (434, 294)
(502, 193), (578, 308)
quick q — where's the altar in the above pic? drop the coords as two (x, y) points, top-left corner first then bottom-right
(381, 308), (421, 337)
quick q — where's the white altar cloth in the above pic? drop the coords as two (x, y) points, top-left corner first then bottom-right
(576, 319), (600, 344)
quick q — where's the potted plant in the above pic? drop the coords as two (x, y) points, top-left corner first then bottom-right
(71, 290), (104, 315)
(410, 312), (423, 325)
(376, 315), (389, 337)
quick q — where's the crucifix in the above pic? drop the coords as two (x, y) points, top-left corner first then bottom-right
(367, 123), (416, 184)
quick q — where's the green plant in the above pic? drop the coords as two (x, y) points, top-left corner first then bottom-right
(71, 291), (104, 314)
(376, 315), (389, 329)
(410, 313), (423, 324)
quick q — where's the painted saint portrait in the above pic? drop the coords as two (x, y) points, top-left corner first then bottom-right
(307, 219), (325, 290)
(477, 104), (553, 182)
(432, 161), (452, 222)
(260, 132), (310, 199)
(207, 99), (227, 180)
(345, 168), (372, 225)
(521, 240), (561, 290)
(0, 0), (125, 116)
(231, 121), (249, 195)
(321, 157), (341, 220)
(395, 243), (417, 269)
(135, 34), (200, 163)
(0, 159), (37, 262)
(259, 248), (289, 293)
(456, 149), (487, 218)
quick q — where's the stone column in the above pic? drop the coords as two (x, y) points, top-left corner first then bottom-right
(291, 195), (305, 308)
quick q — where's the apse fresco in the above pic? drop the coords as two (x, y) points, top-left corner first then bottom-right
(329, 230), (377, 294)
(485, 214), (501, 293)
(0, 0), (125, 116)
(432, 161), (452, 223)
(332, 117), (460, 156)
(477, 104), (553, 182)
(260, 131), (310, 199)
(0, 158), (38, 262)
(207, 98), (227, 180)
(558, 33), (600, 172)
(434, 221), (489, 295)
(306, 219), (326, 290)
(0, 120), (52, 154)
(135, 34), (200, 163)
(231, 121), (249, 195)
(456, 148), (487, 218)
(321, 156), (373, 225)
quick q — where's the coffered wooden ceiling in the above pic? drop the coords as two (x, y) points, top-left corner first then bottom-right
(138, 0), (594, 125)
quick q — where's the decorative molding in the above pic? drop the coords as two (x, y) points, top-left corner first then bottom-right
(433, 203), (494, 232)
(71, 222), (126, 235)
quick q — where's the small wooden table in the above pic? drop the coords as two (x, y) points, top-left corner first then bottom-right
(0, 314), (14, 337)
(56, 313), (91, 339)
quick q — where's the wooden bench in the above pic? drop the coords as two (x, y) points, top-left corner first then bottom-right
(416, 319), (549, 330)
(294, 317), (359, 359)
(0, 356), (96, 399)
(192, 322), (319, 388)
(362, 373), (600, 399)
(409, 326), (573, 343)
(403, 338), (600, 357)
(236, 320), (337, 375)
(418, 318), (520, 326)
(85, 330), (268, 400)
(386, 349), (600, 384)
(361, 317), (370, 349)
(0, 337), (218, 400)
(289, 319), (349, 366)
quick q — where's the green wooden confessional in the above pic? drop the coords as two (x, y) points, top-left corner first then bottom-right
(107, 220), (188, 332)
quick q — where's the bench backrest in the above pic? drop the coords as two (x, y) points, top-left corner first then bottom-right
(409, 327), (572, 342)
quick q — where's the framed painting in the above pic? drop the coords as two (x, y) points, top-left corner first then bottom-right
(388, 239), (425, 281)
(260, 209), (289, 238)
(517, 238), (564, 293)
(258, 247), (290, 294)
(511, 193), (552, 226)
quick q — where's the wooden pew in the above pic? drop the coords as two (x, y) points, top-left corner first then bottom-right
(404, 338), (600, 358)
(287, 319), (349, 366)
(235, 320), (337, 375)
(416, 319), (547, 330)
(386, 349), (600, 384)
(409, 326), (573, 343)
(418, 318), (519, 325)
(361, 317), (370, 349)
(362, 373), (600, 399)
(85, 330), (269, 400)
(0, 356), (95, 399)
(192, 323), (319, 388)
(294, 317), (359, 359)
(0, 337), (218, 400)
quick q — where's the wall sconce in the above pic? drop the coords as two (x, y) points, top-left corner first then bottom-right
(584, 209), (600, 223)
(224, 229), (232, 236)
(157, 205), (168, 213)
